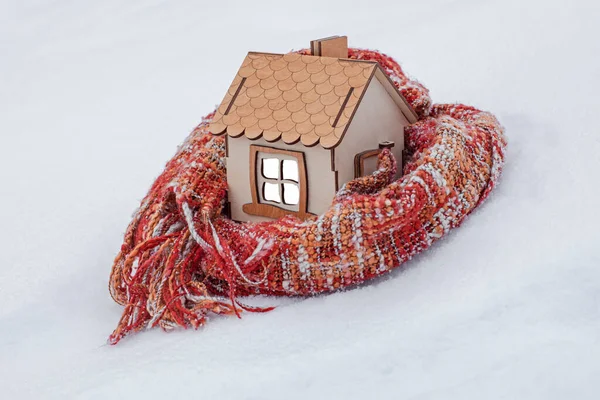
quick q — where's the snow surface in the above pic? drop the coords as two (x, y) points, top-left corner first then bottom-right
(1, 0), (600, 398)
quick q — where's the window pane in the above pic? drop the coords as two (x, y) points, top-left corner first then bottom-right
(262, 158), (280, 179)
(263, 182), (281, 203)
(362, 155), (379, 176)
(282, 159), (298, 181)
(283, 183), (299, 205)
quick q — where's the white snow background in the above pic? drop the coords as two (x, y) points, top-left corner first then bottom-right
(1, 0), (599, 398)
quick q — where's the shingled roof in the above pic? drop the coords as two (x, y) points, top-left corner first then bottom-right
(209, 51), (415, 149)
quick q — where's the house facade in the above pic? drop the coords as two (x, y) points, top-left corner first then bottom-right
(209, 36), (418, 222)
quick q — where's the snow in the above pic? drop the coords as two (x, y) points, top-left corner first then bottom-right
(1, 0), (599, 398)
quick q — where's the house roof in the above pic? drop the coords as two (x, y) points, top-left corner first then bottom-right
(209, 52), (417, 149)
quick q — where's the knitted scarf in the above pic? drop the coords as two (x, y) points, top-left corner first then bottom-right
(108, 48), (507, 344)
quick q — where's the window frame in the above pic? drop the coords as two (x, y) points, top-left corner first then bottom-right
(354, 141), (395, 178)
(257, 155), (299, 210)
(354, 149), (381, 178)
(243, 145), (311, 219)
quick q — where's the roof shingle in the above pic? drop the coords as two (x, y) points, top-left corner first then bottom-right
(209, 52), (377, 149)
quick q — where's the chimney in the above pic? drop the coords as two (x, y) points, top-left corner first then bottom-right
(310, 36), (348, 58)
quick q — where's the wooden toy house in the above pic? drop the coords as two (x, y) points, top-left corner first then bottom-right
(209, 36), (418, 222)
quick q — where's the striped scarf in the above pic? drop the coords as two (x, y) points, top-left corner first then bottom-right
(108, 48), (506, 344)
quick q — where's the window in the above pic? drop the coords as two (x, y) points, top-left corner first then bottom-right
(354, 149), (381, 178)
(243, 145), (311, 219)
(354, 141), (395, 178)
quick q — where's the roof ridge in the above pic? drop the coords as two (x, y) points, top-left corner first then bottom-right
(247, 51), (377, 64)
